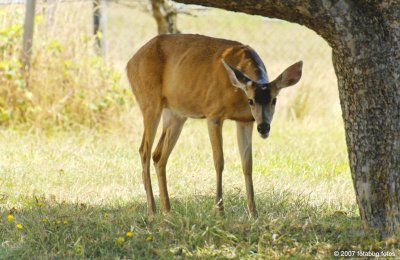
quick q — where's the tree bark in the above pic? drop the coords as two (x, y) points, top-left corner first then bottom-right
(151, 0), (180, 34)
(174, 0), (400, 237)
(22, 0), (37, 72)
(93, 0), (107, 58)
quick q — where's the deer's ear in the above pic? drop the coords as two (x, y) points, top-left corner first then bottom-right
(221, 59), (251, 90)
(272, 61), (303, 90)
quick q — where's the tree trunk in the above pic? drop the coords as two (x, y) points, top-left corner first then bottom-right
(174, 0), (400, 237)
(93, 0), (107, 58)
(151, 0), (180, 34)
(22, 0), (37, 72)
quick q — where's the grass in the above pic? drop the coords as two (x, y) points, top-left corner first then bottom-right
(1, 119), (399, 258)
(1, 1), (399, 259)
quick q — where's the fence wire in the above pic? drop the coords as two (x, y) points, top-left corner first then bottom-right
(112, 1), (340, 120)
(0, 0), (339, 127)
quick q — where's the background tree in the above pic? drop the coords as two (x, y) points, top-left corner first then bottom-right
(22, 0), (37, 71)
(174, 0), (400, 237)
(150, 0), (179, 34)
(93, 0), (107, 58)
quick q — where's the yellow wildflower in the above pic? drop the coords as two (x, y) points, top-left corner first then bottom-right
(74, 244), (83, 255)
(104, 213), (109, 220)
(7, 214), (14, 222)
(37, 202), (44, 207)
(42, 218), (48, 223)
(63, 220), (69, 225)
(146, 234), (152, 241)
(126, 231), (134, 238)
(116, 237), (125, 245)
(16, 223), (23, 229)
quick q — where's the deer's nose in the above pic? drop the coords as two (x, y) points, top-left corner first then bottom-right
(257, 123), (270, 135)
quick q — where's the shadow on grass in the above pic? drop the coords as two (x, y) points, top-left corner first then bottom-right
(1, 191), (399, 259)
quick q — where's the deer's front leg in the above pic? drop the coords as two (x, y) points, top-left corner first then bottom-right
(207, 118), (224, 215)
(236, 121), (257, 217)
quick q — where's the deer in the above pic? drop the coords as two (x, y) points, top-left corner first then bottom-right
(126, 34), (303, 217)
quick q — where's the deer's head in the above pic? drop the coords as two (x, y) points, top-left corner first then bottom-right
(222, 60), (303, 138)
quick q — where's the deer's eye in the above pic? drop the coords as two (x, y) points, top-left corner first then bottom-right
(272, 98), (277, 105)
(248, 99), (254, 106)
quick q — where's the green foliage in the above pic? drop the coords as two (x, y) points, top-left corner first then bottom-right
(0, 21), (29, 125)
(0, 8), (132, 130)
(0, 23), (22, 53)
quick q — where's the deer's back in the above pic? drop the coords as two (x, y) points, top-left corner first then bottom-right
(127, 34), (267, 120)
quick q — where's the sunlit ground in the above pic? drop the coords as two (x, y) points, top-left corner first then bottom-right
(0, 117), (374, 258)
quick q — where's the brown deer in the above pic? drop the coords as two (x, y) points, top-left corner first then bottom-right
(127, 34), (302, 217)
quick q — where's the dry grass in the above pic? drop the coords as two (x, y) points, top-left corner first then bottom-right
(0, 116), (353, 207)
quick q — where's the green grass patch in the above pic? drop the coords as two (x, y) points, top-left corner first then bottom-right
(1, 192), (398, 258)
(1, 119), (399, 258)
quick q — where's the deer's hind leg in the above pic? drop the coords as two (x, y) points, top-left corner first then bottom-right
(152, 109), (187, 213)
(138, 101), (162, 217)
